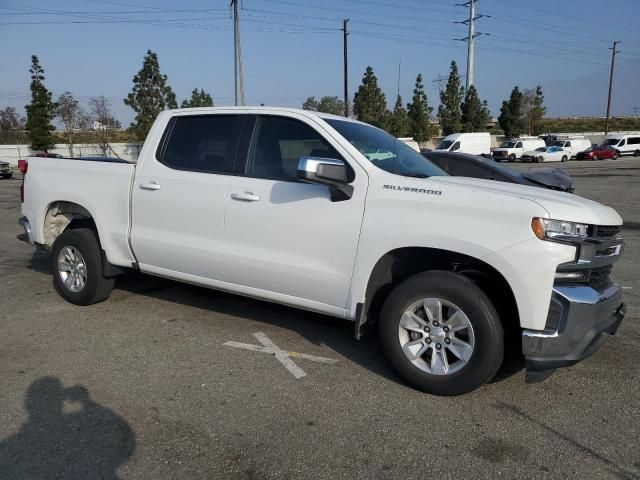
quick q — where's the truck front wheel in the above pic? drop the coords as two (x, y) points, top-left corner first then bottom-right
(52, 228), (115, 305)
(379, 271), (504, 396)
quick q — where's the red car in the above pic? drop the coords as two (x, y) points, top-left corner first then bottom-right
(576, 145), (618, 160)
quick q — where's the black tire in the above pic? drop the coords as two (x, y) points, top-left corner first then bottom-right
(616, 150), (621, 157)
(634, 150), (639, 157)
(612, 153), (618, 160)
(508, 154), (516, 162)
(378, 271), (504, 396)
(3, 173), (12, 179)
(537, 156), (543, 163)
(561, 155), (568, 162)
(593, 154), (599, 161)
(52, 228), (115, 305)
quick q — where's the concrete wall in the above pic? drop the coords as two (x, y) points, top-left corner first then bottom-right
(0, 143), (143, 165)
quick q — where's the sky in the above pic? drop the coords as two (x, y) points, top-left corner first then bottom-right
(1, 0), (639, 127)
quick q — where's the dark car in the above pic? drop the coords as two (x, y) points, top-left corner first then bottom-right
(576, 145), (618, 161)
(1, 161), (13, 179)
(423, 151), (575, 193)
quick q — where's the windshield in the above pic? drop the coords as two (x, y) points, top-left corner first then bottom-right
(326, 119), (446, 178)
(500, 141), (517, 148)
(604, 139), (620, 146)
(436, 140), (454, 150)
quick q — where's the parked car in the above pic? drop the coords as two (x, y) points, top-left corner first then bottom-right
(492, 137), (546, 162)
(603, 134), (640, 157)
(423, 151), (574, 192)
(521, 146), (569, 163)
(434, 132), (491, 156)
(18, 107), (626, 395)
(1, 161), (13, 179)
(576, 145), (618, 161)
(550, 137), (591, 158)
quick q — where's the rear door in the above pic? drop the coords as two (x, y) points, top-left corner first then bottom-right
(131, 114), (243, 280)
(222, 114), (367, 311)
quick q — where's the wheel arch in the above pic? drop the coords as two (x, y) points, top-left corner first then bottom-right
(357, 247), (520, 349)
(41, 200), (99, 248)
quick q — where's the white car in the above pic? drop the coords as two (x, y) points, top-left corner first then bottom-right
(520, 146), (569, 163)
(18, 107), (625, 396)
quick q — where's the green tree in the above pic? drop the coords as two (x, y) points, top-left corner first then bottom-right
(353, 66), (387, 127)
(388, 94), (409, 137)
(25, 55), (56, 151)
(302, 96), (345, 116)
(124, 50), (178, 140)
(56, 92), (82, 157)
(522, 85), (546, 135)
(437, 61), (463, 136)
(0, 107), (26, 144)
(407, 74), (435, 143)
(498, 86), (525, 138)
(461, 85), (490, 132)
(181, 88), (214, 108)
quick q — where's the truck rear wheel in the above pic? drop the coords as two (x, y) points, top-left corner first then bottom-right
(508, 154), (515, 162)
(378, 271), (503, 396)
(52, 228), (115, 305)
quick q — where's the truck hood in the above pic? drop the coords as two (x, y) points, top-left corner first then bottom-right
(431, 176), (622, 225)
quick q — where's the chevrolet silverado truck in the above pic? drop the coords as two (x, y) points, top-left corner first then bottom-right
(18, 107), (626, 396)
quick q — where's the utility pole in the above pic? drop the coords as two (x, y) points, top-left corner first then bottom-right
(397, 60), (402, 98)
(455, 0), (487, 91)
(342, 18), (349, 117)
(231, 0), (245, 106)
(605, 40), (620, 134)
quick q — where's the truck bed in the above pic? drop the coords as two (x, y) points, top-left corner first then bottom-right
(21, 156), (137, 267)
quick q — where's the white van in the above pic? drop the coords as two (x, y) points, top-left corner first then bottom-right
(603, 134), (640, 157)
(398, 137), (420, 152)
(435, 132), (490, 156)
(492, 137), (546, 162)
(551, 136), (592, 158)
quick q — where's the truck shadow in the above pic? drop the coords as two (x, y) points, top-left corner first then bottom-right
(0, 376), (135, 479)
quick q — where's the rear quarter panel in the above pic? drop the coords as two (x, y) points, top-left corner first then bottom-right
(22, 157), (136, 266)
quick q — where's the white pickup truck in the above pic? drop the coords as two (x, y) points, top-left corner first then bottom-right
(18, 107), (626, 395)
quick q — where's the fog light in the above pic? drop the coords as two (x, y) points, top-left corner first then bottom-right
(554, 271), (586, 282)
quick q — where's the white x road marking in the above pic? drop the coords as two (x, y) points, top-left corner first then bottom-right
(224, 332), (338, 379)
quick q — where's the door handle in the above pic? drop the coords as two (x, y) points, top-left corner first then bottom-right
(230, 191), (260, 202)
(139, 181), (161, 191)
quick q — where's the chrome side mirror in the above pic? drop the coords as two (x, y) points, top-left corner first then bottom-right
(296, 157), (353, 202)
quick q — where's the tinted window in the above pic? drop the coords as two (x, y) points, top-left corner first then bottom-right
(246, 116), (342, 181)
(326, 119), (446, 178)
(618, 138), (626, 145)
(447, 158), (492, 179)
(160, 115), (240, 173)
(628, 137), (640, 145)
(515, 142), (523, 148)
(437, 140), (454, 150)
(451, 141), (461, 151)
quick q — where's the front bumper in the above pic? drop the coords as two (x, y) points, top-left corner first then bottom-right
(522, 284), (625, 382)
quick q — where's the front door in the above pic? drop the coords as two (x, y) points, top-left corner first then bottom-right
(222, 114), (367, 311)
(131, 114), (243, 280)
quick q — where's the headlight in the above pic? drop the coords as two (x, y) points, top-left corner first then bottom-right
(531, 218), (589, 241)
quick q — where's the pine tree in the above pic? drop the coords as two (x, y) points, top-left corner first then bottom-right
(461, 85), (490, 132)
(25, 55), (56, 151)
(124, 50), (178, 140)
(437, 61), (463, 136)
(498, 86), (525, 137)
(353, 66), (387, 127)
(407, 74), (434, 143)
(388, 94), (409, 137)
(181, 88), (214, 108)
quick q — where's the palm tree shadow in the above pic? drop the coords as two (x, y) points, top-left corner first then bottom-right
(0, 376), (135, 480)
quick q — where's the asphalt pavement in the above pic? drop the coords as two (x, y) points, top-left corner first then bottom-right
(1, 158), (639, 479)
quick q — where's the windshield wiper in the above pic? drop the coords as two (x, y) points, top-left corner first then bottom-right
(402, 173), (430, 179)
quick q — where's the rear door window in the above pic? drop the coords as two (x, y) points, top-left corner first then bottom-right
(628, 137), (640, 145)
(158, 115), (242, 174)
